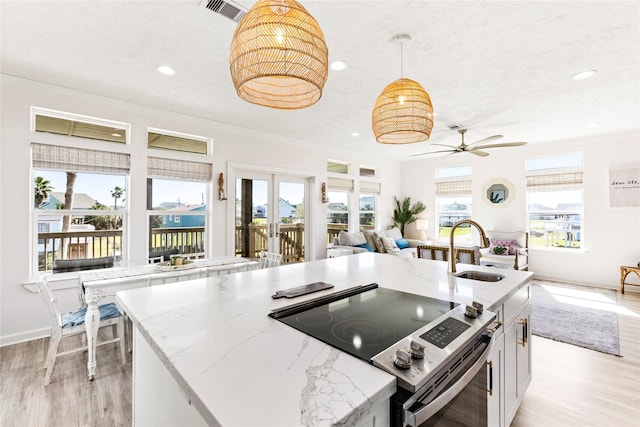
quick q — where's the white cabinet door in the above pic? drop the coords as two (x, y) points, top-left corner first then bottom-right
(487, 332), (504, 427)
(503, 303), (531, 426)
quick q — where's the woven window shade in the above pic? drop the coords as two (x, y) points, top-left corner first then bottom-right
(328, 177), (354, 191)
(372, 78), (434, 144)
(526, 172), (584, 191)
(148, 157), (213, 182)
(360, 181), (381, 194)
(229, 0), (329, 109)
(32, 143), (129, 174)
(436, 180), (472, 196)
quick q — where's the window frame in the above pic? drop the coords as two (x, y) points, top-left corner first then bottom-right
(526, 155), (584, 251)
(435, 178), (473, 244)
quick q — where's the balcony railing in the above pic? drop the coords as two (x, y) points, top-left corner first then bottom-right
(38, 229), (122, 271)
(235, 223), (304, 263)
(38, 224), (347, 271)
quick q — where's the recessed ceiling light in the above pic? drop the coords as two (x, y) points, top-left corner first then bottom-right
(571, 70), (597, 80)
(351, 132), (360, 137)
(330, 61), (347, 71)
(111, 133), (122, 137)
(157, 65), (175, 76)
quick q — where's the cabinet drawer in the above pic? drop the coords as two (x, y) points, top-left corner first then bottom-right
(503, 285), (530, 325)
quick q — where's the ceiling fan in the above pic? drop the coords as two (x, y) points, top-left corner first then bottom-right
(410, 128), (527, 157)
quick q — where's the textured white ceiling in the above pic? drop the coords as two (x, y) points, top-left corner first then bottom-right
(1, 0), (638, 161)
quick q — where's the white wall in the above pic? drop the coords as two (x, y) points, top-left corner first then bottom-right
(0, 75), (402, 345)
(401, 132), (640, 288)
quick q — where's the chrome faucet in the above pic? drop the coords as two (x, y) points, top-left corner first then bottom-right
(449, 219), (490, 273)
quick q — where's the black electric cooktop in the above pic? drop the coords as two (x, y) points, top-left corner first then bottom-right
(272, 285), (458, 361)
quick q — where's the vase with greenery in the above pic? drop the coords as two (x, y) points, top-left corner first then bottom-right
(392, 196), (426, 236)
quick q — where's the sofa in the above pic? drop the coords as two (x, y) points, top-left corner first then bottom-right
(332, 227), (425, 258)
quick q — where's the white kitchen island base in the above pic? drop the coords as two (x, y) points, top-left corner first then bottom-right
(133, 328), (208, 427)
(132, 326), (390, 427)
(117, 254), (532, 426)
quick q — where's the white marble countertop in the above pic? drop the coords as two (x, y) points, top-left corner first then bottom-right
(116, 253), (533, 426)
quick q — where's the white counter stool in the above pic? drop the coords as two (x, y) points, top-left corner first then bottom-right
(38, 275), (126, 385)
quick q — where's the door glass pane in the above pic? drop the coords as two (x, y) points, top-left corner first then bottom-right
(279, 181), (305, 263)
(235, 178), (269, 258)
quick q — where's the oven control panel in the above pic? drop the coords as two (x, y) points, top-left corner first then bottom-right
(420, 317), (471, 349)
(371, 304), (496, 393)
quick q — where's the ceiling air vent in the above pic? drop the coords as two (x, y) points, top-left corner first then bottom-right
(202, 0), (247, 23)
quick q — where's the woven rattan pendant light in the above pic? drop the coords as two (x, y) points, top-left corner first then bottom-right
(372, 34), (434, 144)
(229, 0), (328, 109)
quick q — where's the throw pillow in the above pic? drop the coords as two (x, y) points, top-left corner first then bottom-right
(355, 243), (374, 252)
(385, 227), (404, 241)
(395, 239), (410, 249)
(338, 230), (367, 247)
(382, 237), (400, 253)
(362, 230), (378, 252)
(489, 239), (518, 255)
(372, 231), (387, 253)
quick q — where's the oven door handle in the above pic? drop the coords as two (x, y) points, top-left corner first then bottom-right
(404, 339), (493, 427)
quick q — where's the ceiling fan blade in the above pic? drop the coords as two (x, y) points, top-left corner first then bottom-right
(430, 143), (459, 149)
(468, 150), (490, 157)
(409, 149), (457, 157)
(467, 135), (503, 146)
(472, 141), (528, 150)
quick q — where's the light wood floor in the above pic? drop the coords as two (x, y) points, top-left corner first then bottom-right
(2, 288), (639, 427)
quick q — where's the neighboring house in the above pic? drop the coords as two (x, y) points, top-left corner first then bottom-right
(261, 198), (301, 220)
(161, 204), (206, 227)
(37, 192), (98, 254)
(41, 192), (97, 210)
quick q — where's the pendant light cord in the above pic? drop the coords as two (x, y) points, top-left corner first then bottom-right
(400, 39), (404, 78)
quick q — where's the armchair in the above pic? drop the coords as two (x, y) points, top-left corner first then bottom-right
(479, 230), (529, 270)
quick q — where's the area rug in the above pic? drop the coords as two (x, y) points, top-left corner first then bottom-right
(529, 280), (621, 356)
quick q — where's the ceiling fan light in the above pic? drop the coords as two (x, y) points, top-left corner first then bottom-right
(372, 78), (434, 144)
(229, 0), (329, 110)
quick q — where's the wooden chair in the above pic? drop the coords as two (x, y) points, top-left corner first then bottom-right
(258, 252), (283, 268)
(38, 275), (126, 385)
(416, 244), (480, 265)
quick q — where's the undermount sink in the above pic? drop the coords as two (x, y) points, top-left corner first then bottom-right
(455, 270), (505, 282)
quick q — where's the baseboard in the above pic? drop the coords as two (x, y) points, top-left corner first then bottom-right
(1, 327), (49, 347)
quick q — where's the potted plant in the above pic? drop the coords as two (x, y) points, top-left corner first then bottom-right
(392, 196), (426, 236)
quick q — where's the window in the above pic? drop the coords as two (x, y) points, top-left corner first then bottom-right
(359, 167), (376, 178)
(359, 181), (380, 231)
(436, 165), (472, 179)
(327, 160), (349, 174)
(527, 153), (582, 171)
(436, 180), (472, 243)
(527, 171), (583, 249)
(32, 143), (129, 273)
(148, 128), (210, 155)
(147, 157), (212, 259)
(326, 177), (353, 243)
(33, 107), (128, 144)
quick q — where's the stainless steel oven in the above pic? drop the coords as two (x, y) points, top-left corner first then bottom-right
(269, 283), (496, 427)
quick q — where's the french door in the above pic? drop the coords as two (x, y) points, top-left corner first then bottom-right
(234, 172), (309, 264)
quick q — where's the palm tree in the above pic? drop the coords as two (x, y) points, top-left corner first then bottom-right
(392, 196), (426, 236)
(34, 176), (54, 208)
(111, 186), (124, 209)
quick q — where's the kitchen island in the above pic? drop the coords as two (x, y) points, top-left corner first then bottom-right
(116, 253), (533, 426)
